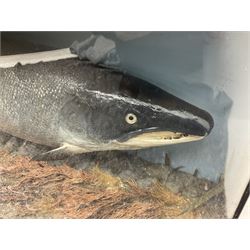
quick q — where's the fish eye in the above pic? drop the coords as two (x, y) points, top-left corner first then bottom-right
(125, 113), (137, 124)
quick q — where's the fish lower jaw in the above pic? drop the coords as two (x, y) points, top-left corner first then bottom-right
(61, 135), (205, 154)
(114, 133), (205, 149)
(59, 129), (205, 154)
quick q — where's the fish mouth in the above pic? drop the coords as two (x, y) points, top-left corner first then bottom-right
(115, 126), (207, 149)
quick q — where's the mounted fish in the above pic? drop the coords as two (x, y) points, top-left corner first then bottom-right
(0, 50), (214, 160)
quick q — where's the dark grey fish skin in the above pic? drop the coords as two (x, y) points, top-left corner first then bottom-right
(0, 59), (121, 147)
(0, 58), (214, 156)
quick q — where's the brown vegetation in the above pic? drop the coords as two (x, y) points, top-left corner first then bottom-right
(0, 150), (201, 218)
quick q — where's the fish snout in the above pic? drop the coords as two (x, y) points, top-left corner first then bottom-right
(187, 111), (214, 137)
(158, 108), (214, 139)
(192, 109), (214, 136)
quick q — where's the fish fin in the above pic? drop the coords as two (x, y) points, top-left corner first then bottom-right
(31, 146), (72, 161)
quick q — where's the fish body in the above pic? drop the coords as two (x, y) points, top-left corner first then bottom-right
(0, 58), (214, 157)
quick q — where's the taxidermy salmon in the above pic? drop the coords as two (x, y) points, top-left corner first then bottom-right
(0, 55), (214, 160)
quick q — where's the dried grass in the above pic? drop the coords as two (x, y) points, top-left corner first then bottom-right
(0, 150), (197, 218)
